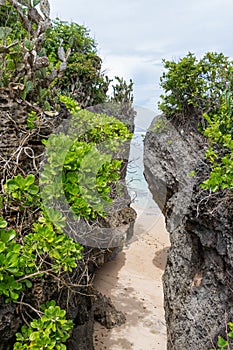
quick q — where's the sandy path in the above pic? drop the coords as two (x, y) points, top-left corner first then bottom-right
(94, 208), (170, 350)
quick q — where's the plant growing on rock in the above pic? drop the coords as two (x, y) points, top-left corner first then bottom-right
(159, 51), (233, 350)
(201, 91), (233, 191)
(0, 1), (135, 109)
(159, 52), (233, 127)
(0, 0), (134, 348)
(0, 173), (83, 302)
(0, 0), (57, 108)
(159, 52), (233, 193)
(0, 218), (34, 302)
(44, 18), (111, 107)
(111, 76), (134, 105)
(0, 1), (108, 109)
(40, 106), (132, 220)
(210, 322), (233, 350)
(13, 300), (74, 350)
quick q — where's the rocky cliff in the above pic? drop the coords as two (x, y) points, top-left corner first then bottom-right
(0, 91), (136, 350)
(144, 115), (233, 349)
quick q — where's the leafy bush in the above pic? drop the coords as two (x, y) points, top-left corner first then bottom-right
(0, 1), (109, 108)
(25, 213), (83, 273)
(0, 1), (134, 109)
(59, 94), (81, 114)
(14, 300), (73, 350)
(41, 108), (132, 219)
(44, 18), (110, 107)
(112, 76), (134, 105)
(0, 1), (134, 348)
(159, 52), (233, 125)
(1, 174), (83, 301)
(159, 52), (233, 192)
(0, 218), (34, 302)
(201, 91), (233, 191)
(4, 174), (40, 208)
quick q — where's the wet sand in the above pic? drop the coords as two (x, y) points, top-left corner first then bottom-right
(94, 208), (170, 350)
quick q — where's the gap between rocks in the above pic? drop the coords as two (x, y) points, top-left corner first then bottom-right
(93, 108), (170, 350)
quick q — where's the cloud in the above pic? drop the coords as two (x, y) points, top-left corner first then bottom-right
(101, 52), (162, 109)
(50, 0), (233, 109)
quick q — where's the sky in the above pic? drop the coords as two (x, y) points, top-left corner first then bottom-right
(49, 0), (233, 111)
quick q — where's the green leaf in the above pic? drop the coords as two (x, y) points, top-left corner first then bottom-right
(24, 174), (35, 188)
(10, 290), (19, 301)
(33, 0), (41, 6)
(7, 59), (15, 71)
(0, 217), (7, 229)
(6, 254), (18, 269)
(25, 81), (33, 94)
(1, 230), (15, 243)
(28, 184), (39, 194)
(5, 179), (18, 191)
(29, 330), (40, 341)
(217, 336), (228, 348)
(14, 174), (24, 187)
(0, 242), (6, 253)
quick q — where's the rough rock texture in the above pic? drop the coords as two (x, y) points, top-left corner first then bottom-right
(0, 92), (136, 350)
(94, 290), (126, 329)
(144, 115), (233, 349)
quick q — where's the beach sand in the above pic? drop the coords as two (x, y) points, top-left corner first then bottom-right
(94, 209), (170, 350)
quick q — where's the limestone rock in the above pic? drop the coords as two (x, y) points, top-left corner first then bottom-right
(144, 115), (233, 349)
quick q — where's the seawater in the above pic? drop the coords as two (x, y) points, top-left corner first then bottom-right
(126, 107), (161, 238)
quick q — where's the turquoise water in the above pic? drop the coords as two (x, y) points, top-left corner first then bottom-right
(126, 106), (160, 215)
(126, 107), (157, 209)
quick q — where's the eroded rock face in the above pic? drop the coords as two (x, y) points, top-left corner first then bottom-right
(144, 115), (233, 350)
(0, 93), (135, 350)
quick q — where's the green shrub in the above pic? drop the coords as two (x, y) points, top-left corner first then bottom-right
(1, 173), (83, 301)
(159, 52), (233, 124)
(44, 18), (110, 107)
(41, 108), (132, 219)
(201, 91), (233, 191)
(159, 52), (233, 192)
(0, 219), (34, 302)
(14, 300), (73, 350)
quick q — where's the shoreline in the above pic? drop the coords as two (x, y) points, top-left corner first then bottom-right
(93, 210), (170, 350)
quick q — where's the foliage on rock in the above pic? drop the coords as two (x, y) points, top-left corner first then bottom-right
(13, 300), (73, 350)
(0, 0), (56, 109)
(201, 91), (233, 191)
(44, 18), (110, 107)
(0, 1), (134, 110)
(159, 52), (233, 124)
(41, 103), (132, 220)
(0, 0), (134, 348)
(1, 173), (83, 303)
(159, 52), (233, 192)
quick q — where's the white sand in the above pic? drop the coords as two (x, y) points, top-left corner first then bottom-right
(94, 209), (170, 350)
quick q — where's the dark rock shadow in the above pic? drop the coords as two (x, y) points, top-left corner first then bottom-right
(153, 247), (169, 270)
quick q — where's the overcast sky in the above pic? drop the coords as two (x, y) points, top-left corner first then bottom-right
(49, 0), (233, 111)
